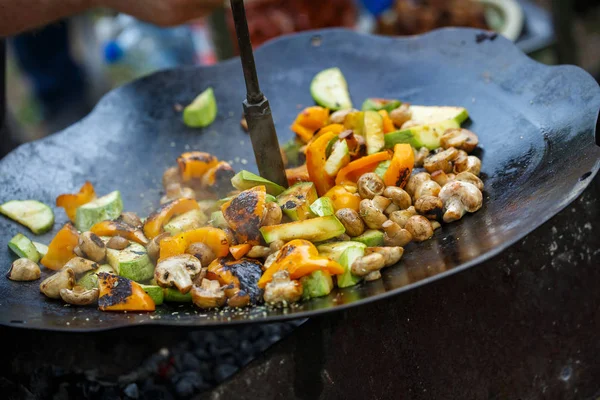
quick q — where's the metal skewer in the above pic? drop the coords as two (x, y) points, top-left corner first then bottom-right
(230, 0), (289, 188)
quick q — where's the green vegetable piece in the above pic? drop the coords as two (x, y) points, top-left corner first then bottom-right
(0, 200), (54, 234)
(384, 119), (460, 150)
(317, 241), (366, 262)
(324, 139), (349, 176)
(374, 160), (391, 179)
(337, 245), (365, 288)
(163, 209), (207, 235)
(210, 211), (228, 229)
(77, 265), (114, 290)
(265, 194), (277, 203)
(231, 170), (286, 196)
(140, 284), (164, 305)
(106, 242), (154, 282)
(363, 111), (385, 154)
(361, 98), (402, 112)
(32, 241), (49, 258)
(310, 67), (353, 110)
(197, 200), (219, 214)
(75, 191), (123, 232)
(301, 270), (334, 300)
(276, 182), (318, 221)
(183, 87), (217, 128)
(164, 288), (192, 302)
(8, 233), (40, 262)
(408, 105), (469, 125)
(260, 215), (346, 244)
(352, 230), (384, 247)
(309, 197), (335, 217)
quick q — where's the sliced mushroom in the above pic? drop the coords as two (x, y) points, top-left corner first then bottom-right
(414, 195), (444, 220)
(269, 240), (286, 253)
(381, 220), (412, 247)
(359, 199), (388, 229)
(247, 246), (271, 259)
(107, 235), (130, 250)
(389, 206), (417, 228)
(7, 258), (41, 281)
(146, 232), (170, 261)
(78, 232), (106, 262)
(413, 147), (430, 168)
(383, 186), (412, 209)
(371, 195), (391, 212)
(438, 181), (483, 223)
(261, 202), (282, 226)
(454, 171), (484, 191)
(154, 254), (202, 294)
(40, 268), (75, 299)
(60, 286), (99, 306)
(186, 242), (216, 266)
(191, 278), (226, 309)
(440, 128), (479, 153)
(389, 104), (412, 127)
(336, 208), (365, 237)
(73, 246), (85, 258)
(405, 215), (434, 242)
(357, 173), (385, 199)
(117, 212), (143, 229)
(263, 270), (303, 305)
(63, 257), (99, 275)
(365, 246), (404, 267)
(384, 202), (400, 216)
(424, 147), (459, 174)
(405, 172), (441, 201)
(351, 253), (386, 277)
(431, 170), (451, 187)
(454, 154), (481, 176)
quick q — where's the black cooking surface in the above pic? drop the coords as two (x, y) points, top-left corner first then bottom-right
(0, 28), (598, 330)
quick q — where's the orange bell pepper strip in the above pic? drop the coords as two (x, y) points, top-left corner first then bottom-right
(383, 144), (415, 188)
(143, 198), (200, 239)
(258, 239), (344, 288)
(310, 123), (345, 143)
(159, 227), (230, 260)
(324, 185), (361, 212)
(97, 273), (155, 311)
(40, 223), (79, 270)
(286, 164), (310, 186)
(206, 258), (240, 287)
(306, 130), (338, 196)
(90, 220), (149, 245)
(221, 186), (266, 245)
(291, 106), (330, 143)
(230, 243), (252, 260)
(378, 110), (395, 134)
(55, 181), (96, 222)
(335, 151), (392, 185)
(177, 152), (219, 182)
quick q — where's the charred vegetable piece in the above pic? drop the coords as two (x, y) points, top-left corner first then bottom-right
(8, 233), (40, 262)
(97, 273), (155, 311)
(221, 186), (266, 245)
(40, 223), (79, 270)
(276, 182), (318, 221)
(144, 198), (200, 239)
(75, 191), (123, 232)
(260, 215), (345, 244)
(306, 130), (338, 196)
(55, 181), (96, 222)
(201, 161), (235, 197)
(361, 98), (402, 112)
(286, 164), (310, 186)
(191, 278), (226, 309)
(335, 151), (392, 185)
(258, 239), (344, 288)
(291, 106), (330, 143)
(76, 264), (115, 290)
(183, 87), (217, 128)
(383, 144), (414, 188)
(0, 200), (54, 235)
(106, 242), (154, 282)
(159, 227), (230, 260)
(231, 170), (285, 196)
(301, 270), (333, 300)
(91, 220), (148, 245)
(310, 68), (353, 111)
(230, 243), (252, 260)
(208, 257), (264, 305)
(177, 152), (219, 182)
(163, 209), (207, 235)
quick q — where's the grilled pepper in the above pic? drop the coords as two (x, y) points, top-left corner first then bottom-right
(383, 144), (415, 188)
(200, 161), (235, 197)
(40, 223), (79, 270)
(55, 181), (96, 222)
(159, 227), (230, 260)
(90, 220), (148, 245)
(335, 151), (392, 185)
(177, 152), (219, 182)
(291, 106), (330, 143)
(257, 239), (344, 288)
(143, 198), (200, 239)
(221, 186), (266, 245)
(306, 130), (339, 196)
(379, 110), (395, 134)
(323, 185), (361, 212)
(97, 272), (155, 311)
(230, 243), (252, 260)
(286, 164), (310, 186)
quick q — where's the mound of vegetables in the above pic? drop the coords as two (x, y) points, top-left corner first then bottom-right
(2, 68), (484, 312)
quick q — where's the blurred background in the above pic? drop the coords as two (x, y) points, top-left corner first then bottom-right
(2, 0), (600, 153)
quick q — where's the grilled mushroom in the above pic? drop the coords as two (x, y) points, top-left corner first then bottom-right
(414, 196), (444, 220)
(261, 202), (282, 226)
(117, 212), (143, 229)
(383, 186), (412, 209)
(63, 257), (99, 275)
(191, 278), (226, 309)
(389, 104), (412, 127)
(335, 208), (365, 237)
(107, 235), (130, 250)
(439, 181), (483, 223)
(405, 172), (442, 201)
(263, 270), (303, 305)
(359, 199), (388, 229)
(381, 220), (412, 247)
(389, 206), (417, 228)
(454, 171), (484, 191)
(146, 232), (170, 261)
(405, 215), (434, 242)
(7, 258), (41, 281)
(154, 254), (202, 294)
(351, 253), (386, 277)
(162, 166), (182, 188)
(365, 246), (404, 267)
(424, 147), (459, 174)
(413, 147), (430, 168)
(60, 286), (99, 306)
(40, 268), (75, 299)
(246, 246), (272, 259)
(440, 128), (479, 153)
(78, 232), (106, 262)
(186, 242), (216, 266)
(357, 173), (385, 199)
